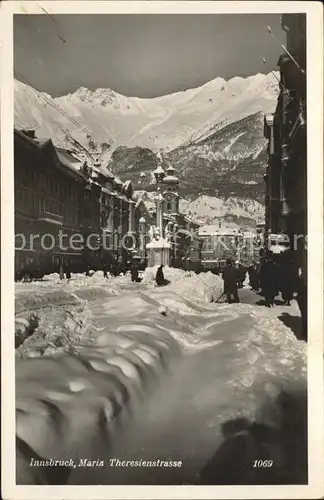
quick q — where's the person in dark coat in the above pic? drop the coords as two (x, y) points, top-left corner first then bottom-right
(155, 265), (169, 286)
(278, 250), (298, 305)
(65, 260), (71, 280)
(130, 266), (138, 282)
(257, 251), (266, 295)
(103, 264), (109, 279)
(16, 263), (26, 282)
(26, 259), (38, 281)
(59, 263), (65, 280)
(237, 263), (246, 288)
(222, 258), (240, 303)
(117, 256), (125, 275)
(110, 256), (118, 277)
(130, 264), (142, 282)
(248, 263), (259, 291)
(250, 263), (259, 292)
(258, 251), (280, 307)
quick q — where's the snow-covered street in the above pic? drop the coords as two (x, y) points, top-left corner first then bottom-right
(15, 269), (307, 485)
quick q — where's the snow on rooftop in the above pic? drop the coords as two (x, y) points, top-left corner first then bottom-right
(164, 175), (179, 183)
(199, 225), (243, 236)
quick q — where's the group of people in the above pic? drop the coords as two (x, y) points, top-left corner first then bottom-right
(221, 249), (301, 309)
(222, 259), (247, 303)
(15, 260), (43, 282)
(18, 255), (168, 287)
(85, 255), (147, 280)
(248, 249), (299, 308)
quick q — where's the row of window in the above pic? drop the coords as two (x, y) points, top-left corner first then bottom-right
(16, 190), (34, 213)
(202, 236), (243, 249)
(16, 189), (80, 227)
(20, 166), (79, 202)
(101, 194), (114, 206)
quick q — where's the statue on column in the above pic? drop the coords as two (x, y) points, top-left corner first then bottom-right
(154, 226), (161, 240)
(148, 225), (156, 242)
(156, 150), (163, 165)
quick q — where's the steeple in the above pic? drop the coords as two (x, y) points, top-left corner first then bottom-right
(166, 165), (176, 176)
(162, 163), (180, 215)
(163, 164), (179, 189)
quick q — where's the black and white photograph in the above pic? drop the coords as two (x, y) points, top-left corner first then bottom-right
(1, 1), (323, 499)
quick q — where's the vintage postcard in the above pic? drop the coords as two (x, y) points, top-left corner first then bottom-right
(1, 1), (323, 499)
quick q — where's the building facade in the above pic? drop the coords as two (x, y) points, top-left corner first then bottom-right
(199, 223), (258, 268)
(14, 129), (138, 276)
(15, 130), (87, 274)
(200, 226), (243, 263)
(264, 13), (306, 270)
(15, 128), (204, 276)
(263, 14), (307, 336)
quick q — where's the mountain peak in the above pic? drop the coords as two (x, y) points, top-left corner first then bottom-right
(15, 70), (279, 152)
(71, 86), (119, 105)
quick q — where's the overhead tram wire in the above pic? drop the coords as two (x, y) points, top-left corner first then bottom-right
(14, 71), (114, 162)
(267, 25), (305, 75)
(39, 6), (67, 44)
(15, 8), (114, 160)
(15, 71), (92, 136)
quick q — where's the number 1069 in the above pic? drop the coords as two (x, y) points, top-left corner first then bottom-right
(253, 460), (273, 468)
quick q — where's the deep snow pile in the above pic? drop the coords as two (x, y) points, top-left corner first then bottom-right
(16, 269), (224, 483)
(15, 270), (306, 485)
(142, 266), (223, 303)
(15, 269), (223, 359)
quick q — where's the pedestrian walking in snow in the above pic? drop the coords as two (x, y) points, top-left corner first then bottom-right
(236, 263), (246, 288)
(258, 251), (279, 307)
(59, 263), (65, 281)
(156, 264), (169, 286)
(16, 263), (26, 282)
(102, 262), (110, 278)
(117, 255), (126, 275)
(278, 250), (298, 305)
(65, 260), (71, 280)
(222, 258), (240, 303)
(248, 263), (259, 291)
(131, 263), (142, 282)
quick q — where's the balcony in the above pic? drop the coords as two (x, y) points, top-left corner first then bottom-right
(38, 210), (63, 226)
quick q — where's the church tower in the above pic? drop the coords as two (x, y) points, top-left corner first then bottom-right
(163, 165), (180, 214)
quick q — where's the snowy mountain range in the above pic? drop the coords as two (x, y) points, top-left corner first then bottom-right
(14, 72), (279, 228)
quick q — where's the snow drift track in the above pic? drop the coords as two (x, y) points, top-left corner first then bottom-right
(15, 270), (307, 485)
(16, 270), (224, 484)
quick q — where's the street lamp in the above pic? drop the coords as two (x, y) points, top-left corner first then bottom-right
(139, 216), (146, 258)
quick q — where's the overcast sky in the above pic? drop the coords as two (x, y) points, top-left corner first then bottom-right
(14, 14), (285, 98)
